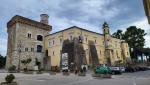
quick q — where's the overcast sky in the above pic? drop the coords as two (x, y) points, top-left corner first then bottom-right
(0, 0), (150, 56)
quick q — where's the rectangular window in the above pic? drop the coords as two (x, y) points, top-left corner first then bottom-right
(53, 40), (54, 45)
(86, 37), (87, 43)
(100, 50), (101, 55)
(37, 45), (42, 52)
(31, 48), (34, 52)
(60, 38), (62, 44)
(70, 35), (73, 40)
(49, 41), (51, 47)
(37, 35), (43, 41)
(46, 50), (48, 56)
(25, 48), (28, 52)
(53, 51), (55, 56)
(95, 39), (97, 44)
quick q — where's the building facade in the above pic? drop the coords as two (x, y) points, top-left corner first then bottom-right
(6, 14), (52, 70)
(6, 15), (130, 70)
(143, 0), (150, 24)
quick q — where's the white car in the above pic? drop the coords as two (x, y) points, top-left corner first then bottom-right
(110, 67), (122, 75)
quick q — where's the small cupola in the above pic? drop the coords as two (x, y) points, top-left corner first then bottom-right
(40, 14), (49, 24)
(103, 21), (110, 34)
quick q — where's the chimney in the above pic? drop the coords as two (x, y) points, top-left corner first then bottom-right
(40, 14), (49, 24)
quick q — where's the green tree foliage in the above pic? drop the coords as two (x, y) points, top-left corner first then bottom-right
(112, 29), (124, 39)
(5, 74), (15, 83)
(21, 58), (32, 71)
(124, 26), (146, 49)
(112, 26), (147, 60)
(0, 54), (6, 68)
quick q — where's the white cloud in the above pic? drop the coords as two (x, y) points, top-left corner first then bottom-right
(0, 0), (149, 56)
(0, 38), (7, 56)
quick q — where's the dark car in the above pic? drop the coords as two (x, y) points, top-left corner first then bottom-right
(125, 66), (135, 72)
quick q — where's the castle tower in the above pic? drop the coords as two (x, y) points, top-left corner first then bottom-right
(103, 22), (111, 47)
(102, 22), (112, 65)
(6, 14), (52, 70)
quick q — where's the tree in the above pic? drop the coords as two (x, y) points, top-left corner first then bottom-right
(112, 26), (147, 60)
(124, 26), (146, 49)
(123, 26), (146, 59)
(112, 29), (124, 39)
(0, 54), (6, 69)
(21, 58), (32, 71)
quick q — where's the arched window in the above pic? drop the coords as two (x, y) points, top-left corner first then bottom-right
(27, 32), (32, 38)
(37, 45), (42, 52)
(37, 35), (43, 41)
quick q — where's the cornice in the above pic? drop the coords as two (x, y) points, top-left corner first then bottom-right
(7, 15), (52, 31)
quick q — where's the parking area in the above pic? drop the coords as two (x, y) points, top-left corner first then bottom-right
(0, 70), (150, 85)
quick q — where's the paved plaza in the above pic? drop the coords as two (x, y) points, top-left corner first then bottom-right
(0, 70), (150, 85)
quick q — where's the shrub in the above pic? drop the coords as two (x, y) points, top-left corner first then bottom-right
(5, 74), (15, 83)
(21, 58), (32, 72)
(93, 68), (97, 74)
(8, 65), (16, 72)
(23, 68), (28, 72)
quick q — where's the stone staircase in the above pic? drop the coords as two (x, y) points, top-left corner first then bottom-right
(88, 41), (99, 67)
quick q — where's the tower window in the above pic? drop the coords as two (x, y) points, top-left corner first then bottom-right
(31, 48), (34, 52)
(37, 35), (43, 41)
(25, 48), (28, 52)
(28, 33), (31, 38)
(37, 45), (42, 52)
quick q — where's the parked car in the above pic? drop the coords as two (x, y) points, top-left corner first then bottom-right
(110, 67), (122, 75)
(146, 66), (150, 70)
(125, 66), (135, 72)
(138, 66), (148, 71)
(120, 67), (125, 72)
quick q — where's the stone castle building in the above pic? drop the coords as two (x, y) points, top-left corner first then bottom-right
(6, 14), (130, 70)
(143, 0), (150, 24)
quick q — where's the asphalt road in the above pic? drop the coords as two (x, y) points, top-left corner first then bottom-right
(0, 70), (150, 85)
